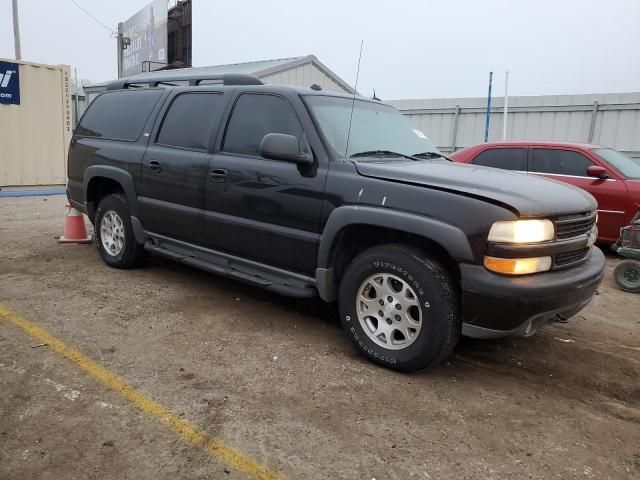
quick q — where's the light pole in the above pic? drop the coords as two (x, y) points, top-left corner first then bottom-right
(117, 22), (124, 78)
(12, 0), (22, 60)
(484, 71), (493, 142)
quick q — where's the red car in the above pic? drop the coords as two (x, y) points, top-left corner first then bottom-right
(450, 141), (640, 243)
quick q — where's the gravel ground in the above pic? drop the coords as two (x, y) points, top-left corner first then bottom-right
(1, 195), (639, 480)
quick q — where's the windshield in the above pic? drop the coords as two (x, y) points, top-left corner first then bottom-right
(304, 95), (440, 159)
(592, 148), (640, 179)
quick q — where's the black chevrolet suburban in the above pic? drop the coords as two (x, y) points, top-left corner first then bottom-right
(67, 69), (605, 371)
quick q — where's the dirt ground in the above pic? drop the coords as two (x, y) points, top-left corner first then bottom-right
(1, 195), (639, 480)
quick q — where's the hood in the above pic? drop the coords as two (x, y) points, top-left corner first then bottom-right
(353, 160), (597, 217)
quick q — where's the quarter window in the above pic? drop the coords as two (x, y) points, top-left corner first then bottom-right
(76, 89), (163, 141)
(223, 94), (304, 156)
(156, 93), (225, 151)
(532, 149), (594, 176)
(472, 148), (527, 170)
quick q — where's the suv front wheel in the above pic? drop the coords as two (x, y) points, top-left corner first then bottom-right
(94, 194), (145, 268)
(338, 244), (460, 372)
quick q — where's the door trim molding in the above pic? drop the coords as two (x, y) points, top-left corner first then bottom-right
(597, 209), (626, 215)
(528, 171), (617, 182)
(203, 208), (321, 243)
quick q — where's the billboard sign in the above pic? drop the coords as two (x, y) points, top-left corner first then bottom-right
(0, 61), (20, 105)
(122, 0), (168, 77)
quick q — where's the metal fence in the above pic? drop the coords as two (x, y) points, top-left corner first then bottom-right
(389, 92), (640, 159)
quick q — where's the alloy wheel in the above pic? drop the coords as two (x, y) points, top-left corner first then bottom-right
(356, 273), (423, 350)
(100, 210), (125, 257)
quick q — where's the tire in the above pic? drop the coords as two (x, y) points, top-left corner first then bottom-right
(614, 260), (640, 293)
(338, 244), (460, 372)
(94, 194), (145, 269)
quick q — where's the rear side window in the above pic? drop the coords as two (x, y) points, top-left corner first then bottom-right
(223, 94), (304, 156)
(532, 149), (594, 176)
(156, 93), (225, 151)
(76, 89), (162, 141)
(472, 148), (527, 170)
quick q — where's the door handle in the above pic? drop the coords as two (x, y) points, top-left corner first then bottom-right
(147, 159), (162, 173)
(209, 168), (227, 183)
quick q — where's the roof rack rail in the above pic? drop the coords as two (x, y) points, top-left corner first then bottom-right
(106, 72), (264, 90)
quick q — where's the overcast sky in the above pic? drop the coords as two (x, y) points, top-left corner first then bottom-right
(1, 0), (638, 99)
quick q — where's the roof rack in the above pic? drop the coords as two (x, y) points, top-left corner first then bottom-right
(106, 72), (264, 90)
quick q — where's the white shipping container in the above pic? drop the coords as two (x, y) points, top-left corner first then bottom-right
(0, 59), (72, 186)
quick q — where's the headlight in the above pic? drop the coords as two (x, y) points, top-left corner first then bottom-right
(484, 256), (552, 275)
(488, 219), (554, 243)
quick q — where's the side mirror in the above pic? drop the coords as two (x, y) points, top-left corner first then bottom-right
(259, 133), (313, 165)
(586, 165), (609, 179)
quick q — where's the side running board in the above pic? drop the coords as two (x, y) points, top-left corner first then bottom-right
(144, 234), (318, 299)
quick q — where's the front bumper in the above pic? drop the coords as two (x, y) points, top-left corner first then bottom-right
(460, 247), (605, 338)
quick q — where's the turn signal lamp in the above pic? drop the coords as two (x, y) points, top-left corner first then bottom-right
(484, 256), (552, 275)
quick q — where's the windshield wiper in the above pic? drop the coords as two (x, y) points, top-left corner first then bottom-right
(412, 151), (451, 161)
(350, 150), (418, 161)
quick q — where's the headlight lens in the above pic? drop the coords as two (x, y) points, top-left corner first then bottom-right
(484, 256), (552, 275)
(488, 219), (554, 243)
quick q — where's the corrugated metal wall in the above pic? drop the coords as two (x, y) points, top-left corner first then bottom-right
(389, 93), (640, 158)
(260, 63), (350, 93)
(0, 59), (73, 186)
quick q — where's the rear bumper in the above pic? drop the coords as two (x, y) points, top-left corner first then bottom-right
(66, 183), (89, 217)
(460, 247), (605, 338)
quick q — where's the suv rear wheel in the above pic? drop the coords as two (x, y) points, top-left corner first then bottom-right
(338, 244), (460, 372)
(94, 194), (145, 268)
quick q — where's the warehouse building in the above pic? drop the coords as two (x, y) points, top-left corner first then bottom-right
(84, 55), (354, 105)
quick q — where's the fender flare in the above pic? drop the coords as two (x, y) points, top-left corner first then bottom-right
(83, 165), (138, 219)
(315, 206), (474, 302)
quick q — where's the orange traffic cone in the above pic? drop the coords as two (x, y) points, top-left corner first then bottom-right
(58, 205), (92, 244)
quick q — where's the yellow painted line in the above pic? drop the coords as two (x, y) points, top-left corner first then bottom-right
(0, 303), (284, 480)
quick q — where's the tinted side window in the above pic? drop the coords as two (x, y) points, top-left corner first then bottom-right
(472, 148), (527, 170)
(157, 93), (225, 150)
(76, 89), (162, 141)
(532, 149), (594, 176)
(223, 94), (303, 156)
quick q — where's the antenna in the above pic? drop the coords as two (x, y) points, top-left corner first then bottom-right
(344, 40), (364, 158)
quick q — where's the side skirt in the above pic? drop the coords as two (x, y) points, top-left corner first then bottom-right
(144, 233), (318, 299)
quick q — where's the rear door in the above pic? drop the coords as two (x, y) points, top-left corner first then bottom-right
(138, 90), (229, 243)
(530, 147), (628, 240)
(203, 91), (328, 275)
(68, 89), (164, 209)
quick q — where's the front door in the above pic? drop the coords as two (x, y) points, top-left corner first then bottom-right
(529, 147), (628, 240)
(203, 92), (327, 275)
(138, 91), (228, 243)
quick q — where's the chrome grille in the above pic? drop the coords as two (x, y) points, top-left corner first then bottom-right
(550, 211), (597, 269)
(554, 212), (597, 240)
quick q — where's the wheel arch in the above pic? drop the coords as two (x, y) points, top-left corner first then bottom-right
(315, 206), (474, 302)
(83, 166), (137, 222)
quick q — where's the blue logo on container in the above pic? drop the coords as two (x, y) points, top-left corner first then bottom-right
(0, 61), (20, 105)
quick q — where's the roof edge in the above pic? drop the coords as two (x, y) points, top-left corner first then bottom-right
(253, 54), (355, 94)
